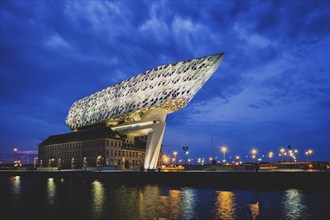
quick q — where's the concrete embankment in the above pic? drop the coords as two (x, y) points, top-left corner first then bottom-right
(1, 170), (329, 190)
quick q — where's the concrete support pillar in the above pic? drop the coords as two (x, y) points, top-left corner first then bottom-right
(112, 108), (168, 171)
(144, 122), (166, 170)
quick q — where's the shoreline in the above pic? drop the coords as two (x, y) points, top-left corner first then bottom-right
(1, 170), (329, 190)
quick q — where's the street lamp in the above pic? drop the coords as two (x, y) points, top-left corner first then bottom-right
(163, 155), (169, 167)
(13, 147), (30, 170)
(173, 151), (178, 167)
(251, 149), (257, 162)
(268, 152), (273, 163)
(221, 146), (227, 164)
(305, 149), (313, 162)
(280, 148), (285, 162)
(182, 146), (189, 170)
(51, 158), (55, 171)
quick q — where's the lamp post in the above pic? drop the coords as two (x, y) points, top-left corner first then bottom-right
(163, 155), (169, 167)
(173, 151), (178, 167)
(308, 149), (313, 162)
(83, 157), (87, 171)
(305, 149), (313, 162)
(251, 149), (257, 162)
(182, 146), (189, 170)
(13, 147), (30, 170)
(280, 148), (285, 162)
(251, 148), (259, 172)
(221, 146), (227, 164)
(51, 157), (55, 171)
(268, 152), (273, 163)
(293, 149), (298, 162)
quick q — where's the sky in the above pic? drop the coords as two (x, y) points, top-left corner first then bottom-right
(1, 0), (329, 164)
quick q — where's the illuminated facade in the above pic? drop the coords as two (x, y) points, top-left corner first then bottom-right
(39, 125), (149, 169)
(66, 53), (224, 130)
(39, 53), (224, 170)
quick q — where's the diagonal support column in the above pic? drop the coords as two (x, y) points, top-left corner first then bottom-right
(111, 108), (168, 170)
(144, 122), (166, 170)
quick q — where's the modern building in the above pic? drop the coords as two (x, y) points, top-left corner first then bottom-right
(39, 53), (224, 170)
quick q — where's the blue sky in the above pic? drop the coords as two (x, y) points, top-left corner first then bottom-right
(1, 0), (329, 163)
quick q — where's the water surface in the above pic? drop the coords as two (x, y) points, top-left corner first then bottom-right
(1, 176), (329, 219)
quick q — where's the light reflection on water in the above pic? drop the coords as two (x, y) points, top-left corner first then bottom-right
(283, 189), (308, 219)
(1, 176), (328, 220)
(139, 184), (160, 219)
(91, 180), (105, 217)
(10, 176), (21, 197)
(47, 178), (56, 205)
(181, 188), (197, 219)
(216, 191), (237, 219)
(248, 202), (259, 220)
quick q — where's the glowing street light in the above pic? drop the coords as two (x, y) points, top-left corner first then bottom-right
(221, 146), (227, 163)
(182, 146), (189, 170)
(163, 155), (169, 165)
(251, 149), (257, 162)
(279, 148), (285, 162)
(13, 147), (30, 170)
(268, 152), (273, 163)
(173, 151), (178, 167)
(305, 149), (313, 162)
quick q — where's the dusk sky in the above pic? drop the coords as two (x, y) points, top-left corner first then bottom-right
(1, 0), (329, 163)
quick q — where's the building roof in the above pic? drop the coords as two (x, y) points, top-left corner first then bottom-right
(39, 124), (120, 146)
(65, 53), (224, 130)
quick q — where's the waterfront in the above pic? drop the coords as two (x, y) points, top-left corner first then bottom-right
(1, 174), (329, 220)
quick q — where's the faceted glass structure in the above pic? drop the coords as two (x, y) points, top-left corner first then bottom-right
(66, 53), (224, 130)
(65, 53), (224, 169)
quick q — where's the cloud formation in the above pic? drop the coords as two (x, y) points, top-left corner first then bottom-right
(1, 0), (329, 162)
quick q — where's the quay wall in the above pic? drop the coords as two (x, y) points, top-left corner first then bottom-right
(1, 170), (329, 190)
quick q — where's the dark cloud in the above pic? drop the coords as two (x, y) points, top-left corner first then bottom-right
(1, 0), (329, 162)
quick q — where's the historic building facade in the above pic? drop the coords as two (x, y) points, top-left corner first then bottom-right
(38, 125), (150, 170)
